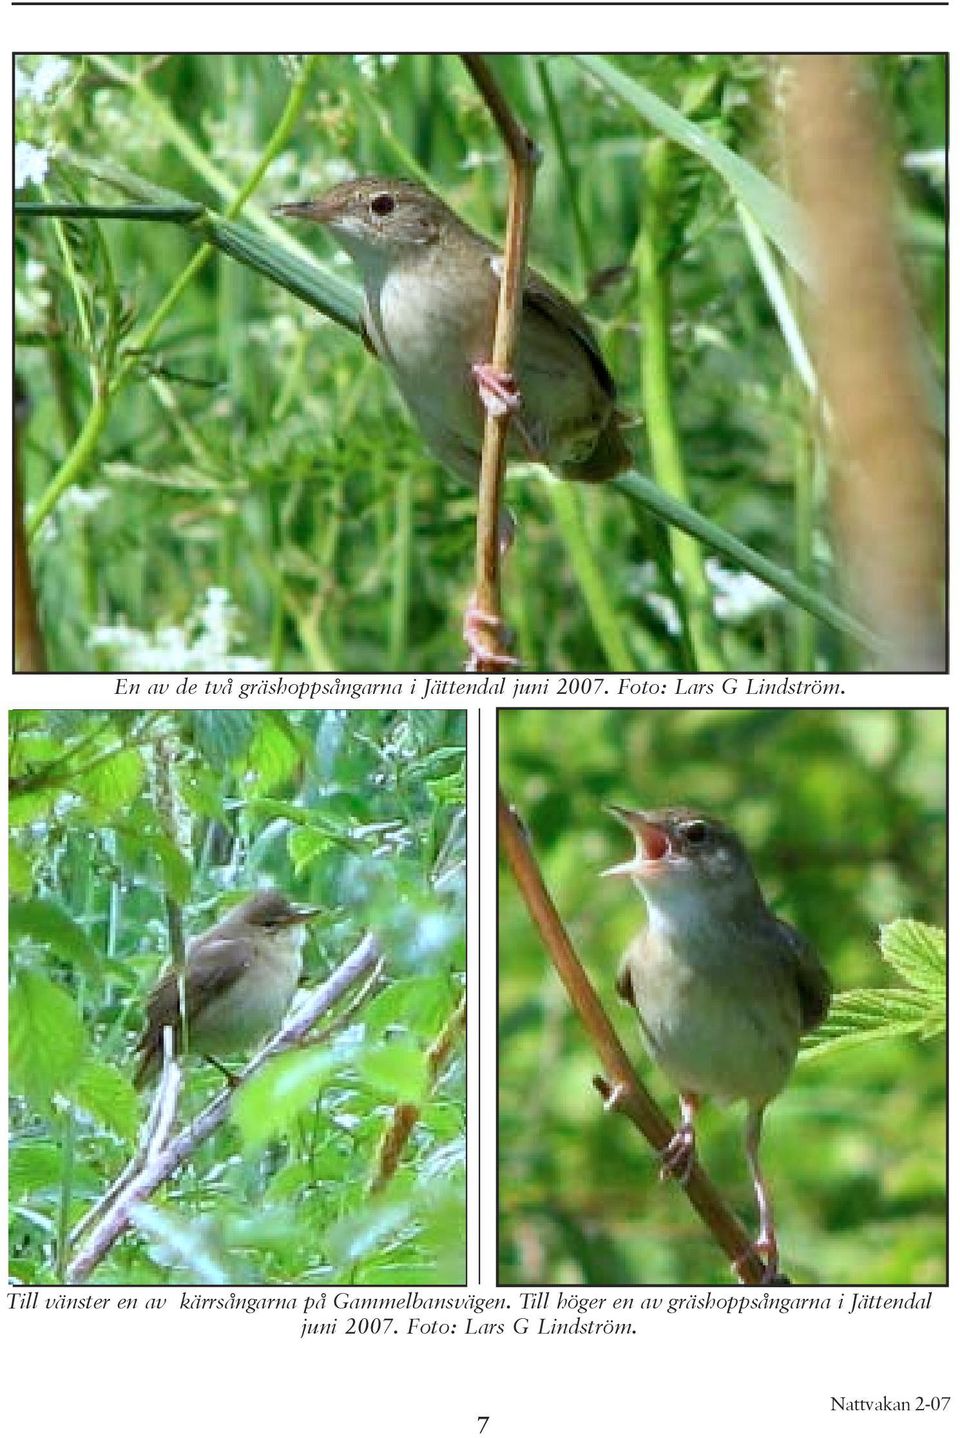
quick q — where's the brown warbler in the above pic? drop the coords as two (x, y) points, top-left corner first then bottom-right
(604, 806), (832, 1281)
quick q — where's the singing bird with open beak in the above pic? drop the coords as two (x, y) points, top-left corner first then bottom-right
(604, 806), (831, 1281)
(134, 888), (322, 1086)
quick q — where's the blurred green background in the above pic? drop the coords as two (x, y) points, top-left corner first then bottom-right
(498, 708), (946, 1284)
(15, 54), (945, 671)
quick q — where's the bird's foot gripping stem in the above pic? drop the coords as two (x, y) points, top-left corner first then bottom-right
(463, 597), (521, 673)
(472, 362), (521, 419)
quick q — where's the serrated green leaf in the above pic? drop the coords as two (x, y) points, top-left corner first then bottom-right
(357, 1038), (429, 1104)
(9, 970), (87, 1106)
(288, 826), (329, 874)
(245, 716), (301, 795)
(71, 747), (145, 816)
(73, 1057), (140, 1140)
(9, 897), (103, 977)
(362, 977), (452, 1041)
(233, 1046), (345, 1150)
(189, 710), (255, 767)
(8, 1140), (66, 1201)
(880, 919), (946, 998)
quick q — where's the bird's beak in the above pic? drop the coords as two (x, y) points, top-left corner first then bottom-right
(282, 904), (324, 926)
(601, 806), (670, 878)
(273, 198), (331, 223)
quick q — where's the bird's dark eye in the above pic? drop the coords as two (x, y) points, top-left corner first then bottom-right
(370, 192), (396, 217)
(684, 820), (708, 845)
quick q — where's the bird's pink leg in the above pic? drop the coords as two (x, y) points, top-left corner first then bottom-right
(472, 361), (521, 418)
(743, 1105), (781, 1282)
(659, 1091), (700, 1184)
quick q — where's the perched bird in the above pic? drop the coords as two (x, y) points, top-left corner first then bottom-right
(276, 176), (630, 485)
(134, 888), (322, 1086)
(604, 806), (831, 1280)
(275, 176), (631, 662)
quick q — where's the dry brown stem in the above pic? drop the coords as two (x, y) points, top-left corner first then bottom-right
(461, 54), (541, 672)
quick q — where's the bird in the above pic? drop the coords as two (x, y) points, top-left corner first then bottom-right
(134, 888), (322, 1087)
(274, 176), (631, 664)
(603, 806), (832, 1281)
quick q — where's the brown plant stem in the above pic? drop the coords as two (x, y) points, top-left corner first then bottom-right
(498, 789), (768, 1285)
(462, 54), (541, 672)
(368, 993), (466, 1195)
(782, 55), (945, 670)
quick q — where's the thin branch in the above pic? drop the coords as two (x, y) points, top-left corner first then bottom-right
(66, 932), (382, 1282)
(462, 54), (541, 672)
(498, 789), (769, 1285)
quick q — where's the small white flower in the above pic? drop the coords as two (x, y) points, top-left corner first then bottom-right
(706, 559), (778, 621)
(15, 141), (50, 189)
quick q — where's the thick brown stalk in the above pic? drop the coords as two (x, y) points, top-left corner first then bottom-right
(782, 56), (945, 670)
(462, 54), (541, 672)
(498, 789), (769, 1284)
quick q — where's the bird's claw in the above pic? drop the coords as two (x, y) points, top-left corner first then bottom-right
(463, 598), (521, 673)
(659, 1125), (696, 1185)
(472, 362), (521, 419)
(731, 1232), (783, 1285)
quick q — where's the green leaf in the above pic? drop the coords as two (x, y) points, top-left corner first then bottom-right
(71, 747), (146, 816)
(9, 970), (87, 1106)
(73, 1057), (140, 1141)
(9, 1139), (67, 1201)
(357, 1038), (429, 1105)
(880, 919), (945, 998)
(362, 976), (453, 1041)
(8, 841), (34, 896)
(288, 826), (330, 875)
(233, 1045), (348, 1150)
(245, 716), (301, 795)
(802, 986), (941, 1060)
(189, 710), (256, 768)
(572, 54), (814, 284)
(9, 897), (103, 977)
(324, 1198), (413, 1269)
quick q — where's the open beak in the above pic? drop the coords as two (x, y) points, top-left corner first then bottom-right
(601, 806), (671, 878)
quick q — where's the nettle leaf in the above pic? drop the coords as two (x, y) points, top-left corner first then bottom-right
(9, 1139), (67, 1201)
(362, 976), (453, 1041)
(9, 897), (103, 977)
(357, 1037), (429, 1105)
(189, 710), (256, 768)
(801, 988), (941, 1060)
(73, 1057), (140, 1141)
(233, 1045), (349, 1150)
(9, 970), (87, 1106)
(245, 716), (301, 795)
(288, 826), (330, 874)
(879, 919), (945, 998)
(71, 747), (146, 817)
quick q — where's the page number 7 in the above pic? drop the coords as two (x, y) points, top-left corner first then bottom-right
(478, 1421), (490, 1434)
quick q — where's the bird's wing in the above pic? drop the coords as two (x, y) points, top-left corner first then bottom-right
(143, 937), (258, 1033)
(774, 919), (832, 1033)
(521, 266), (617, 400)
